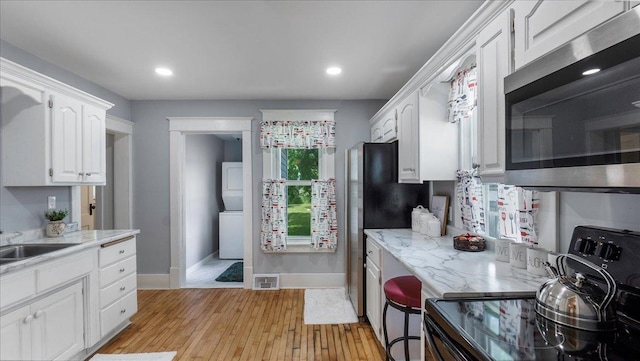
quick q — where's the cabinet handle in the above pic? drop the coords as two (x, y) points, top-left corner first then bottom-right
(472, 163), (480, 169)
(367, 250), (373, 255)
(34, 310), (44, 319)
(78, 172), (84, 176)
(120, 268), (126, 273)
(120, 286), (126, 291)
(119, 249), (125, 254)
(23, 315), (33, 324)
(85, 172), (92, 176)
(121, 309), (126, 314)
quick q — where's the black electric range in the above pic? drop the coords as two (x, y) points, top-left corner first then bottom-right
(424, 226), (640, 361)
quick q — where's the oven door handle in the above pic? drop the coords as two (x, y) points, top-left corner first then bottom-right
(424, 315), (472, 361)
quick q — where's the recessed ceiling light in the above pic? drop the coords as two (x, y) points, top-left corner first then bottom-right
(326, 67), (342, 75)
(582, 68), (600, 76)
(155, 67), (173, 76)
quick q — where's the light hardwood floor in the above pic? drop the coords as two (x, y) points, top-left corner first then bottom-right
(95, 289), (386, 361)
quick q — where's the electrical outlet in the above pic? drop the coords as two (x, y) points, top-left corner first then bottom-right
(48, 196), (56, 209)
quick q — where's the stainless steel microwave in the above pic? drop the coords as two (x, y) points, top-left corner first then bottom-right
(504, 8), (640, 192)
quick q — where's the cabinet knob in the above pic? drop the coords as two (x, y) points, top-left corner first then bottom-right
(120, 286), (126, 291)
(472, 163), (480, 169)
(23, 315), (33, 324)
(121, 309), (126, 314)
(120, 268), (126, 273)
(119, 249), (125, 254)
(367, 250), (373, 255)
(34, 310), (44, 319)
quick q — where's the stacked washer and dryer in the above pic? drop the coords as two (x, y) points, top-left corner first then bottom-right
(219, 162), (243, 259)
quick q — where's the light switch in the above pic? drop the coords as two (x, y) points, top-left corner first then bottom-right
(48, 196), (56, 209)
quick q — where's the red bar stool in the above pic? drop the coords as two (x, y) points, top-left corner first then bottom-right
(382, 275), (421, 361)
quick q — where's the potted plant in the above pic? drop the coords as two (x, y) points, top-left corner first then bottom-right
(44, 209), (69, 237)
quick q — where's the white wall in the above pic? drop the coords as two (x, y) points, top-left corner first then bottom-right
(185, 134), (224, 269)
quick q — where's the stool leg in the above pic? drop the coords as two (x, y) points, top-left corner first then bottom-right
(382, 300), (390, 361)
(403, 309), (410, 361)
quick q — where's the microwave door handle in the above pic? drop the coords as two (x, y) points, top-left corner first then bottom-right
(425, 315), (473, 361)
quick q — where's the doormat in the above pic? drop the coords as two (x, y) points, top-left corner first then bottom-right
(304, 288), (358, 325)
(215, 261), (243, 282)
(89, 351), (177, 361)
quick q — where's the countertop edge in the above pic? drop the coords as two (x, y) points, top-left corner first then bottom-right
(0, 229), (140, 275)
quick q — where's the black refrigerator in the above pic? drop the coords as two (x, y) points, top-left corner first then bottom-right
(345, 141), (430, 318)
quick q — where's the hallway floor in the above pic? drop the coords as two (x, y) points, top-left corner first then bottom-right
(185, 254), (243, 288)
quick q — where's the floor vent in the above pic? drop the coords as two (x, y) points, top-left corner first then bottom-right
(253, 274), (280, 290)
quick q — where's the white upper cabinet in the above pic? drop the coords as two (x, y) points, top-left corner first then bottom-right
(370, 108), (397, 143)
(475, 9), (513, 179)
(397, 91), (420, 183)
(370, 118), (383, 142)
(0, 58), (113, 186)
(381, 109), (397, 142)
(513, 0), (626, 69)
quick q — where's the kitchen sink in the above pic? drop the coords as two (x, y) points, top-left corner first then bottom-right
(0, 243), (79, 264)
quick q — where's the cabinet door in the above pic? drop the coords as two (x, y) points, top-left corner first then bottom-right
(365, 257), (381, 342)
(513, 0), (625, 69)
(50, 92), (83, 183)
(0, 305), (32, 361)
(476, 9), (513, 178)
(82, 104), (107, 183)
(397, 91), (420, 183)
(370, 119), (383, 142)
(381, 110), (397, 142)
(31, 282), (84, 361)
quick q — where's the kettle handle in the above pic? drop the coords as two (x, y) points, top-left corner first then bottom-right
(556, 254), (617, 322)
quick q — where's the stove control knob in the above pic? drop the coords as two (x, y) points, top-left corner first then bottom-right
(595, 243), (621, 261)
(583, 239), (597, 255)
(573, 238), (586, 252)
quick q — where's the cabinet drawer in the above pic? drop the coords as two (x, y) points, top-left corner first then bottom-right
(100, 256), (136, 288)
(100, 272), (137, 309)
(37, 249), (94, 293)
(100, 290), (137, 337)
(99, 237), (136, 267)
(366, 237), (381, 268)
(0, 269), (36, 309)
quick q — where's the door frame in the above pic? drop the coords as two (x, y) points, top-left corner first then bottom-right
(71, 115), (134, 229)
(168, 117), (253, 289)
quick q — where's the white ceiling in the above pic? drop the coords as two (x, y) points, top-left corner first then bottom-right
(0, 1), (483, 101)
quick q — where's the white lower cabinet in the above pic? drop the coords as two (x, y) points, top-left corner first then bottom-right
(98, 236), (138, 338)
(365, 256), (381, 341)
(0, 282), (84, 361)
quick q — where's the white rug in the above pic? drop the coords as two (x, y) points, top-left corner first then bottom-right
(89, 351), (177, 361)
(304, 288), (358, 325)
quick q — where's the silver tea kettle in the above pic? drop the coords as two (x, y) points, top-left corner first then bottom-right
(535, 253), (617, 331)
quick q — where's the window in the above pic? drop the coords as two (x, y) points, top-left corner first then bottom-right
(260, 109), (336, 252)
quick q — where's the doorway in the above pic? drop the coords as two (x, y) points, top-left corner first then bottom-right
(183, 134), (244, 288)
(169, 117), (253, 289)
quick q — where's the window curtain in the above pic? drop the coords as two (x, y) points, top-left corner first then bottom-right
(261, 179), (287, 252)
(447, 66), (477, 123)
(311, 179), (338, 250)
(456, 169), (485, 234)
(260, 120), (335, 149)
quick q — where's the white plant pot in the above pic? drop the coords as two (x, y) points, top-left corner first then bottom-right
(46, 221), (66, 237)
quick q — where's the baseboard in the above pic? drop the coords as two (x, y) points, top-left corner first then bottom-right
(138, 272), (344, 289)
(279, 273), (345, 289)
(186, 252), (217, 274)
(138, 274), (171, 289)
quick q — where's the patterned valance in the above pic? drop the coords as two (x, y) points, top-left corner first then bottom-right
(260, 120), (336, 149)
(311, 179), (338, 250)
(448, 66), (477, 123)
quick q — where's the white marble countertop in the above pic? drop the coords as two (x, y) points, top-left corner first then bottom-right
(364, 228), (548, 299)
(0, 229), (140, 275)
